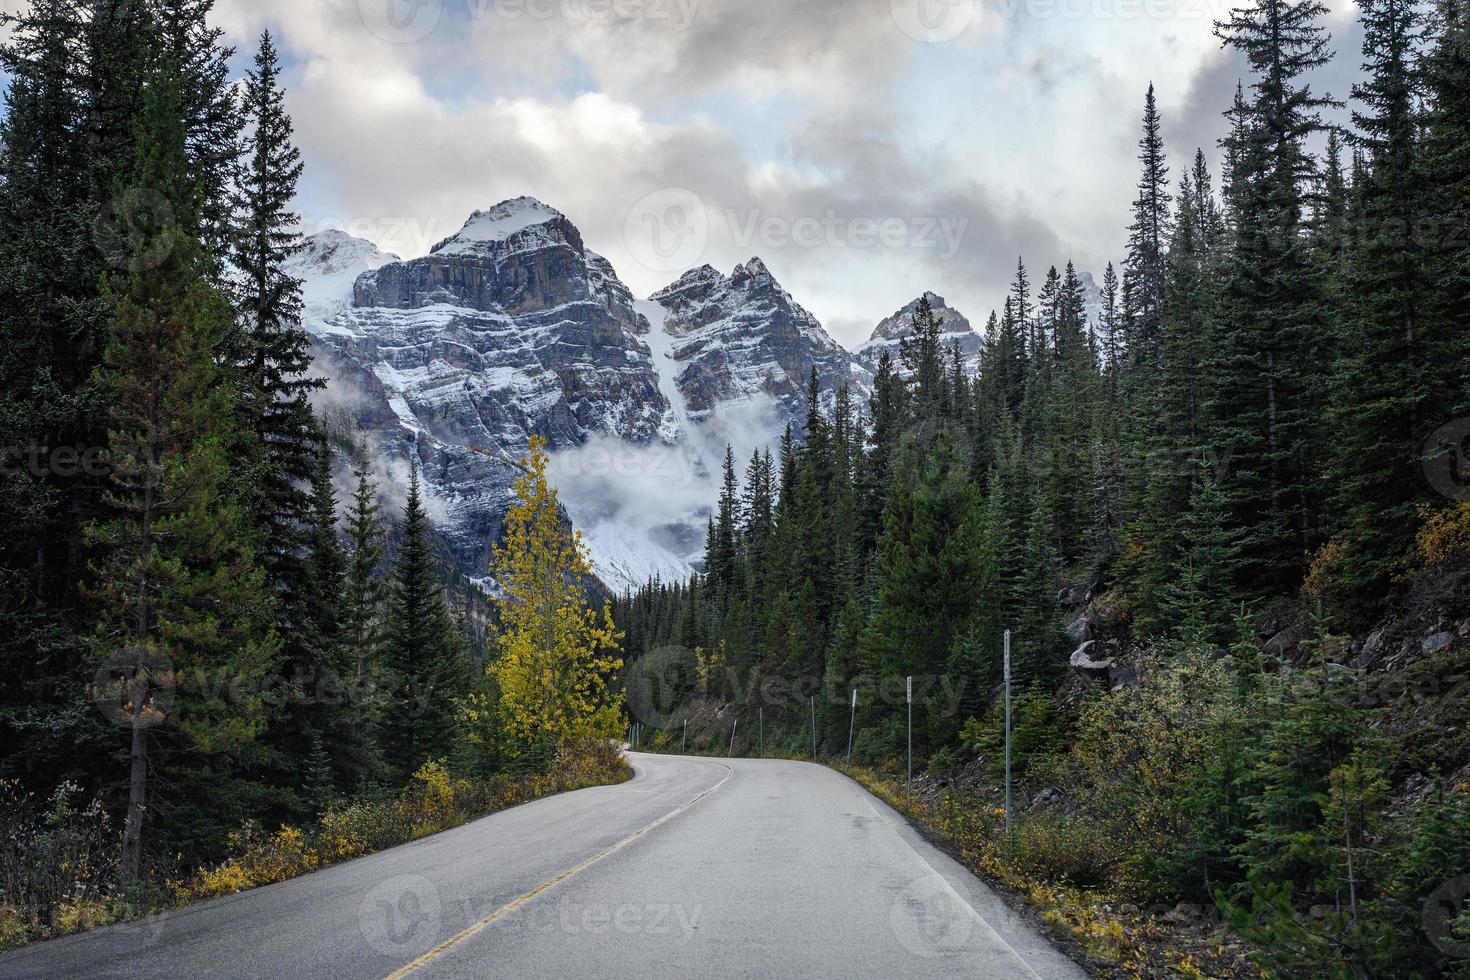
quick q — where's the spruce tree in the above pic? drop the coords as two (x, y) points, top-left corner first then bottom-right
(382, 467), (468, 778)
(1123, 83), (1173, 368)
(1328, 0), (1431, 619)
(231, 31), (323, 667)
(87, 64), (277, 880)
(1210, 0), (1339, 593)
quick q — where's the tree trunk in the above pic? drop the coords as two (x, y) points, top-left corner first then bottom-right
(121, 671), (148, 886)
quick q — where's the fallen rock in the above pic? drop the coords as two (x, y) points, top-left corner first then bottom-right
(1423, 631), (1455, 655)
(1070, 640), (1115, 677)
(1164, 902), (1204, 925)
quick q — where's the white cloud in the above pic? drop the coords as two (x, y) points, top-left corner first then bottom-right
(211, 0), (1367, 347)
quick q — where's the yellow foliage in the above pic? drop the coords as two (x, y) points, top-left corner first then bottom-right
(1415, 502), (1470, 568)
(490, 437), (625, 751)
(1302, 537), (1349, 598)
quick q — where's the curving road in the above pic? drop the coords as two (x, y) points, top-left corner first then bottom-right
(0, 754), (1086, 979)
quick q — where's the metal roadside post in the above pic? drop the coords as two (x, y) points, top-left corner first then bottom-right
(681, 718), (687, 754)
(906, 676), (913, 795)
(846, 689), (857, 764)
(810, 695), (817, 759)
(729, 718), (738, 758)
(1004, 629), (1013, 835)
(758, 707), (764, 758)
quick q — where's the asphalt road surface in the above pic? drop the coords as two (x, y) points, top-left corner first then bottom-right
(0, 753), (1087, 979)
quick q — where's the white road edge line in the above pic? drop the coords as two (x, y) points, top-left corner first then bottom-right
(861, 793), (1048, 980)
(384, 760), (734, 979)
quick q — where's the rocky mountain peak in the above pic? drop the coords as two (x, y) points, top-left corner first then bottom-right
(429, 196), (580, 258)
(857, 291), (981, 375)
(867, 291), (975, 343)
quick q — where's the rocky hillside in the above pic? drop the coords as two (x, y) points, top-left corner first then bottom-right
(290, 199), (868, 592)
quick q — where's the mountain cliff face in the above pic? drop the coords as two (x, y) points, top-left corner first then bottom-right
(290, 199), (865, 592)
(292, 197), (1100, 593)
(856, 291), (981, 376)
(650, 258), (871, 425)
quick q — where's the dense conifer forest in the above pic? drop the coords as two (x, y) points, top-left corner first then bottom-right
(614, 2), (1470, 972)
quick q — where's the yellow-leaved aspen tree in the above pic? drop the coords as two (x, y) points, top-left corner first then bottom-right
(491, 437), (624, 756)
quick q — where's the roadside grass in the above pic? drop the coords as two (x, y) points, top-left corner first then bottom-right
(0, 743), (630, 951)
(835, 763), (1266, 980)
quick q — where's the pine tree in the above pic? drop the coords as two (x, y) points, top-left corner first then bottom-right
(86, 64), (277, 881)
(1123, 83), (1173, 368)
(0, 0), (114, 790)
(1327, 0), (1432, 620)
(231, 31), (323, 680)
(1210, 0), (1339, 594)
(382, 467), (468, 777)
(343, 450), (386, 686)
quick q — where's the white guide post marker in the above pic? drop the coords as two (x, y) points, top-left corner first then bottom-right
(728, 718), (738, 758)
(846, 689), (857, 764)
(906, 676), (913, 795)
(1004, 629), (1013, 835)
(810, 695), (817, 759)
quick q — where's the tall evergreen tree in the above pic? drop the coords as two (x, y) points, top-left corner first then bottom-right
(87, 64), (276, 880)
(1123, 83), (1173, 368)
(1211, 0), (1339, 593)
(381, 467), (468, 778)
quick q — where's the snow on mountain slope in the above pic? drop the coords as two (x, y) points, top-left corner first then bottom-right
(650, 257), (872, 423)
(285, 229), (398, 335)
(295, 198), (668, 582)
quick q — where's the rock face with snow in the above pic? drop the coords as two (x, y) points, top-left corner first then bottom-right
(650, 258), (871, 426)
(290, 198), (669, 577)
(290, 200), (868, 593)
(856, 291), (982, 375)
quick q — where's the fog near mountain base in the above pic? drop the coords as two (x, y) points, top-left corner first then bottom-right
(547, 395), (788, 591)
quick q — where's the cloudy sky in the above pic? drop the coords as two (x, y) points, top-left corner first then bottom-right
(207, 1), (1353, 345)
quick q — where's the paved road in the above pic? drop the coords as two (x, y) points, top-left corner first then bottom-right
(0, 754), (1087, 979)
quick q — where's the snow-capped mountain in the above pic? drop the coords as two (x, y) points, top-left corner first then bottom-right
(856, 291), (982, 376)
(650, 258), (872, 426)
(290, 198), (867, 593)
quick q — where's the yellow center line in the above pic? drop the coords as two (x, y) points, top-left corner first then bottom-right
(384, 761), (735, 979)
